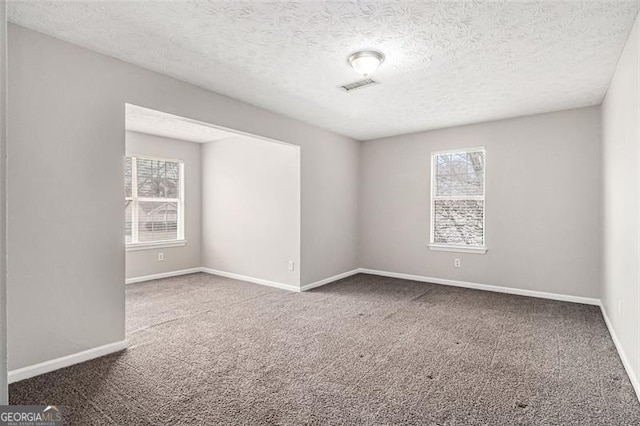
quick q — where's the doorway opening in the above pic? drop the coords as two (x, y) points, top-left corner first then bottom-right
(124, 104), (301, 333)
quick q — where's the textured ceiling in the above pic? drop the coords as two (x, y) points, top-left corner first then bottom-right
(9, 1), (640, 140)
(126, 104), (235, 143)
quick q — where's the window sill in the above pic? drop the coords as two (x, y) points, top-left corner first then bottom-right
(428, 244), (488, 254)
(126, 240), (187, 252)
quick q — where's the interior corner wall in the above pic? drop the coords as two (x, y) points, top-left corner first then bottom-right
(300, 127), (359, 286)
(125, 131), (202, 280)
(7, 24), (359, 371)
(601, 13), (640, 393)
(359, 106), (601, 299)
(201, 136), (301, 287)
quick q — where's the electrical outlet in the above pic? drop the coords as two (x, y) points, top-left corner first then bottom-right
(288, 260), (295, 271)
(454, 258), (461, 268)
(158, 252), (164, 262)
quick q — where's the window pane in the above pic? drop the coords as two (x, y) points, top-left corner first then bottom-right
(137, 159), (180, 198)
(137, 201), (178, 242)
(125, 200), (133, 244)
(435, 151), (484, 196)
(433, 200), (484, 245)
(124, 157), (132, 198)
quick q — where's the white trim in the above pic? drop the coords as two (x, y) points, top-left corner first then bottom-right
(432, 195), (484, 201)
(8, 340), (128, 384)
(300, 269), (360, 292)
(126, 240), (187, 251)
(136, 197), (183, 203)
(428, 244), (488, 254)
(178, 160), (185, 240)
(130, 156), (138, 241)
(600, 303), (640, 402)
(126, 155), (184, 244)
(430, 146), (486, 155)
(125, 267), (202, 284)
(127, 153), (184, 163)
(358, 268), (600, 305)
(201, 268), (300, 293)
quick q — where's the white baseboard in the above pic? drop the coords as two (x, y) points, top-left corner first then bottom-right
(8, 340), (128, 384)
(358, 268), (601, 306)
(201, 267), (300, 292)
(126, 267), (203, 284)
(599, 303), (640, 402)
(201, 267), (361, 293)
(300, 269), (360, 292)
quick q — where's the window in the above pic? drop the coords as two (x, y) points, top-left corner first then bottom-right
(125, 156), (185, 249)
(429, 148), (486, 254)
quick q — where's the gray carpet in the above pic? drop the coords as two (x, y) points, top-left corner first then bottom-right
(9, 273), (640, 425)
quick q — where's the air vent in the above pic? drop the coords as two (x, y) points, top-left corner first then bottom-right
(340, 78), (377, 92)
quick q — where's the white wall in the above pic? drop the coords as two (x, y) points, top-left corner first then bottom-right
(359, 107), (601, 299)
(0, 0), (8, 403)
(128, 130), (300, 287)
(601, 14), (640, 394)
(7, 24), (359, 371)
(125, 131), (202, 280)
(202, 136), (300, 287)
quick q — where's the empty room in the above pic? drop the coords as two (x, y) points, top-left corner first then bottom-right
(0, 1), (639, 425)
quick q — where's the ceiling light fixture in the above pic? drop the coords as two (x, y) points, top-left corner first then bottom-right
(347, 50), (385, 77)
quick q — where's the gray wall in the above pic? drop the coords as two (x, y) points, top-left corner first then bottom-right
(359, 106), (601, 298)
(125, 131), (202, 280)
(7, 24), (359, 370)
(601, 14), (639, 391)
(0, 0), (7, 403)
(201, 136), (300, 287)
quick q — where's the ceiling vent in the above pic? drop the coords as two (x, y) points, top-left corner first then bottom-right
(340, 78), (377, 92)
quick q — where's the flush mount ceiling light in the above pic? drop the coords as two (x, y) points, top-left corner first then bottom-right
(347, 50), (385, 77)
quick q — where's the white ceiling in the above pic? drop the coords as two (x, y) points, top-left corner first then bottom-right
(126, 104), (235, 143)
(9, 1), (640, 140)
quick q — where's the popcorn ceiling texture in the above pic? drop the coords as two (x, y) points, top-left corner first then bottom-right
(7, 1), (640, 140)
(9, 273), (640, 425)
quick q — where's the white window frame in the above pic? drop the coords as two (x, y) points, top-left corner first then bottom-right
(126, 155), (186, 251)
(428, 147), (487, 254)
